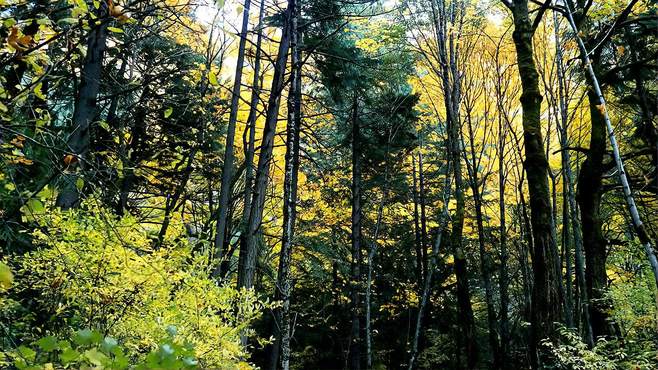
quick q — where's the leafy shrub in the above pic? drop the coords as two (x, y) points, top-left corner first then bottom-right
(1, 199), (263, 368)
(541, 326), (658, 369)
(4, 328), (197, 370)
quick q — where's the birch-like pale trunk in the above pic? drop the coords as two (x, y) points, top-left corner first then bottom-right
(562, 2), (658, 291)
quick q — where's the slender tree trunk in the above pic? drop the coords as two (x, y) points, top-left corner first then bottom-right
(408, 162), (452, 370)
(238, 3), (292, 290)
(553, 13), (593, 345)
(418, 150), (429, 282)
(464, 110), (500, 367)
(241, 0), (266, 237)
(57, 8), (108, 208)
(365, 193), (385, 370)
(348, 95), (362, 370)
(412, 155), (424, 288)
(430, 0), (477, 366)
(564, 0), (658, 305)
(214, 0), (253, 277)
(497, 115), (510, 368)
(270, 3), (301, 368)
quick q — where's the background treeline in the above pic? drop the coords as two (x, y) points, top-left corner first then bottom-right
(1, 0), (658, 369)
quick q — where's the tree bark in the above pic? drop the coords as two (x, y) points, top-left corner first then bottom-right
(214, 0), (253, 277)
(238, 3), (292, 290)
(57, 8), (108, 209)
(553, 13), (593, 345)
(348, 95), (362, 370)
(507, 1), (560, 364)
(270, 2), (301, 368)
(564, 0), (658, 320)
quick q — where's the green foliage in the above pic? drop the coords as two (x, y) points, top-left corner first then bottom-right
(3, 328), (198, 369)
(541, 326), (658, 369)
(1, 199), (263, 368)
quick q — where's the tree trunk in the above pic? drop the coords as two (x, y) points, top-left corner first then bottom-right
(57, 8), (108, 209)
(465, 112), (500, 367)
(408, 162), (452, 370)
(430, 0), (477, 366)
(553, 13), (593, 345)
(418, 150), (429, 282)
(214, 0), (253, 277)
(564, 0), (658, 321)
(238, 3), (292, 290)
(412, 155), (424, 288)
(348, 95), (362, 370)
(497, 114), (510, 368)
(509, 1), (560, 364)
(270, 3), (301, 368)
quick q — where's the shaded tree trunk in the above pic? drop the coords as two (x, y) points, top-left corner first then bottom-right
(215, 0), (253, 277)
(238, 4), (292, 290)
(269, 2), (301, 368)
(348, 95), (362, 370)
(507, 1), (560, 365)
(57, 9), (109, 209)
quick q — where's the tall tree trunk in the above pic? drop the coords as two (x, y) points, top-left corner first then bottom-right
(365, 193), (385, 370)
(348, 95), (362, 370)
(418, 150), (429, 282)
(214, 0), (253, 277)
(408, 162), (452, 370)
(430, 0), (477, 366)
(497, 114), (510, 368)
(508, 1), (560, 364)
(464, 112), (500, 367)
(57, 8), (108, 209)
(269, 3), (301, 368)
(553, 13), (593, 345)
(412, 155), (424, 288)
(238, 3), (292, 290)
(564, 0), (658, 321)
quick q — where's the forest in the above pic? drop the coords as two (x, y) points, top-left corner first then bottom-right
(1, 0), (658, 368)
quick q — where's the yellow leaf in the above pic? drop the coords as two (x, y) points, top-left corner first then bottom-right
(0, 262), (13, 290)
(208, 71), (218, 86)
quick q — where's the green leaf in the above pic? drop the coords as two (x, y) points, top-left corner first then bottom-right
(84, 348), (109, 366)
(215, 0), (224, 8)
(36, 336), (59, 352)
(36, 185), (54, 201)
(101, 337), (118, 353)
(34, 83), (46, 100)
(59, 348), (80, 364)
(76, 178), (84, 191)
(27, 198), (45, 213)
(18, 346), (36, 362)
(107, 26), (124, 33)
(73, 329), (102, 346)
(164, 107), (173, 118)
